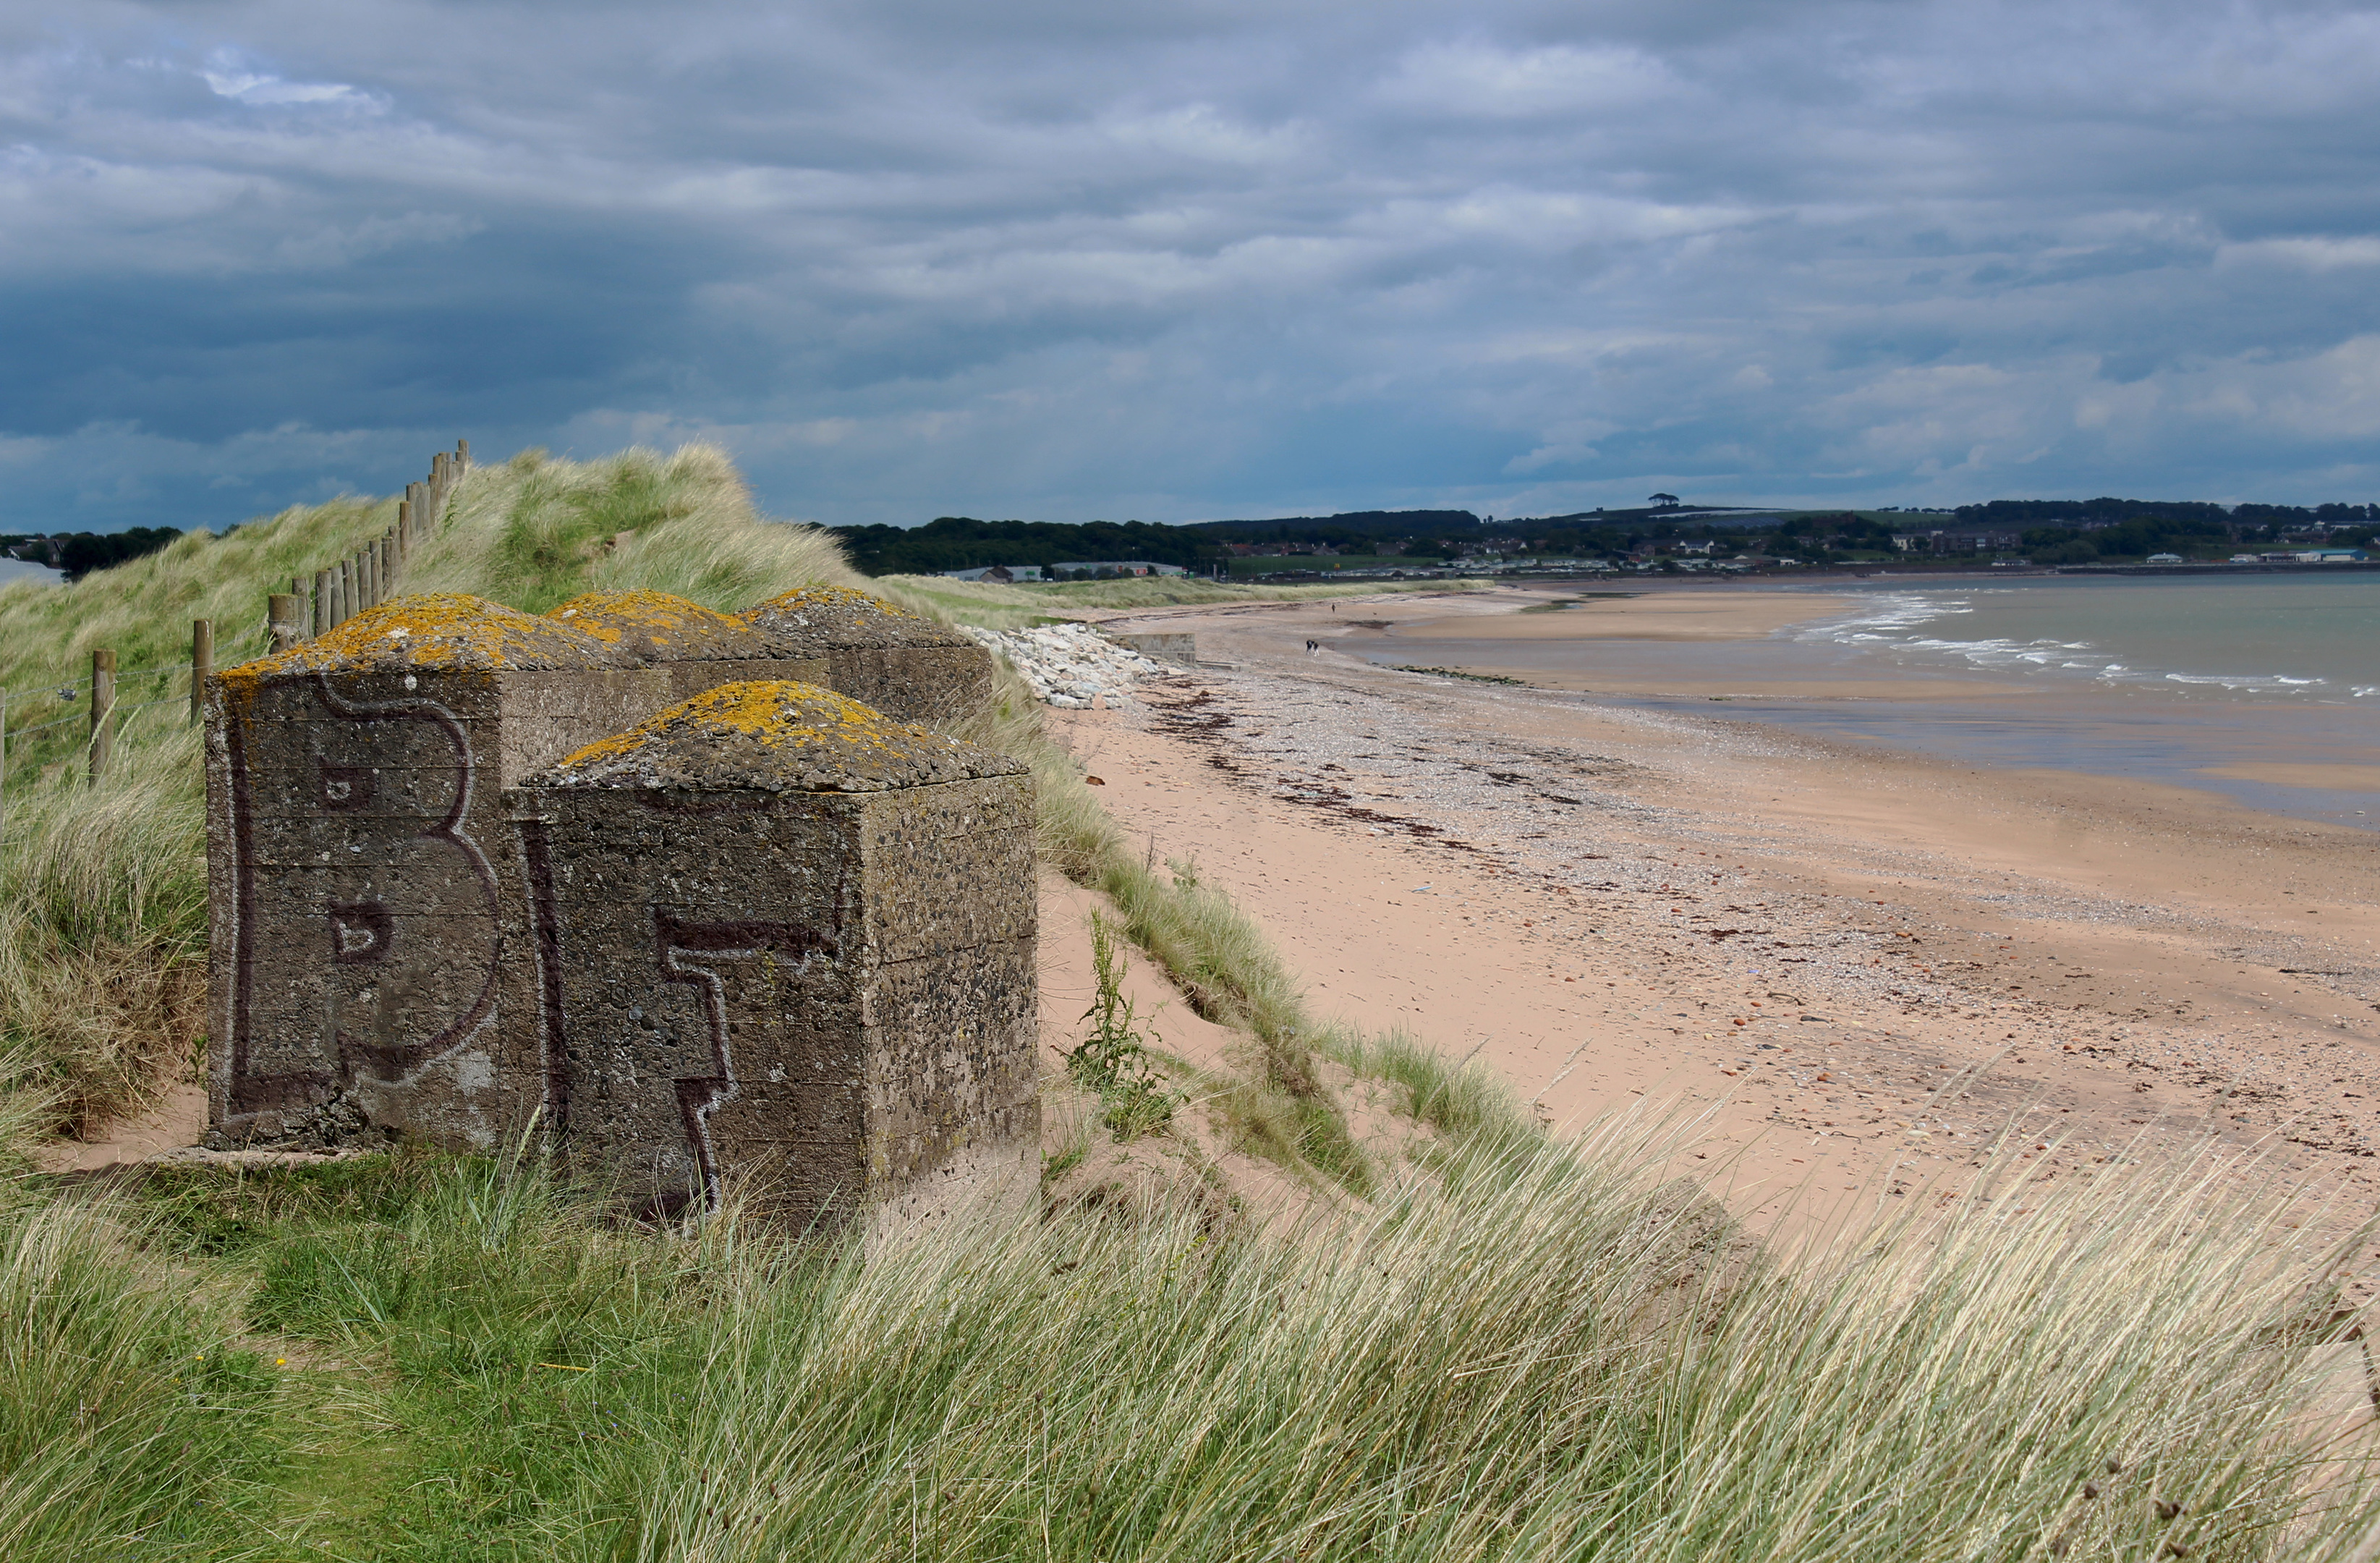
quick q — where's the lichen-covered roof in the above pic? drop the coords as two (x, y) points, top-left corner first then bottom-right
(532, 680), (1025, 793)
(738, 585), (973, 653)
(222, 595), (629, 686)
(545, 590), (762, 664)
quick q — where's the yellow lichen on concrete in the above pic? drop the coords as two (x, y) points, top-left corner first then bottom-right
(546, 590), (747, 649)
(551, 679), (933, 773)
(741, 585), (931, 625)
(221, 594), (618, 684)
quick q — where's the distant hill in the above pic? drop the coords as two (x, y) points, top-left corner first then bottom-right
(826, 496), (2380, 576)
(830, 516), (1215, 576)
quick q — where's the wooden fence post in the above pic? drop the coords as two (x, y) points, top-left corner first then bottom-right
(457, 439), (469, 467)
(397, 498), (412, 551)
(316, 569), (333, 630)
(293, 575), (313, 639)
(89, 648), (115, 782)
(192, 619), (213, 725)
(269, 594), (305, 652)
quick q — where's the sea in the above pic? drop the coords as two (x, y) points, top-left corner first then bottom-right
(1680, 575), (2380, 829)
(1396, 574), (2380, 830)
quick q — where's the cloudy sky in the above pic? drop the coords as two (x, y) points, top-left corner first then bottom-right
(6, 1), (2379, 533)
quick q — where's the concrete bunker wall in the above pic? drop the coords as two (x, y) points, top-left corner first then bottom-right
(205, 591), (1037, 1228)
(519, 682), (1037, 1230)
(203, 596), (669, 1148)
(740, 586), (995, 724)
(546, 590), (829, 705)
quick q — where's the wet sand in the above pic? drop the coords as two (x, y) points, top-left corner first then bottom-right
(1057, 589), (2380, 1242)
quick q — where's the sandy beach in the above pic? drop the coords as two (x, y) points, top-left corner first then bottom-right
(1045, 587), (2380, 1238)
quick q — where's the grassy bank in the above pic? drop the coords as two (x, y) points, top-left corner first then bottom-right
(4, 1124), (2372, 1559)
(877, 570), (1483, 631)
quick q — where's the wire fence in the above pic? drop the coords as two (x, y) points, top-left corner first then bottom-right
(0, 439), (469, 830)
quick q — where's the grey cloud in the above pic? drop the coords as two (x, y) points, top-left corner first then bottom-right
(4, 0), (2379, 535)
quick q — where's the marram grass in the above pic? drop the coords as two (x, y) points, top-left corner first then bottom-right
(4, 1127), (2371, 1559)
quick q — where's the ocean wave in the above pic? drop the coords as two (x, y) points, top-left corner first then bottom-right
(1782, 586), (2355, 701)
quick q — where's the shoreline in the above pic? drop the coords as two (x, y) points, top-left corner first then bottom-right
(1061, 590), (2380, 1235)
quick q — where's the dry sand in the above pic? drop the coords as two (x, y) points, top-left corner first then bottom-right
(1047, 587), (2380, 1243)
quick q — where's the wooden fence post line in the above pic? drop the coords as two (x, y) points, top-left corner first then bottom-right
(89, 648), (115, 782)
(268, 594), (305, 652)
(192, 619), (213, 725)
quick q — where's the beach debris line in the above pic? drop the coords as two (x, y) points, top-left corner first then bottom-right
(965, 622), (1164, 708)
(1393, 665), (1529, 685)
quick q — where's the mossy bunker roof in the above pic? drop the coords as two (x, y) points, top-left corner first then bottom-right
(739, 585), (974, 654)
(532, 680), (1024, 794)
(545, 590), (760, 664)
(229, 593), (634, 679)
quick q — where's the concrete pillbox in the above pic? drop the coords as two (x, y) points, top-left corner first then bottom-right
(739, 586), (995, 725)
(545, 589), (829, 704)
(203, 593), (669, 1148)
(517, 681), (1037, 1231)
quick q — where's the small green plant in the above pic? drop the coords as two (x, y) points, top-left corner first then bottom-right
(1069, 914), (1178, 1140)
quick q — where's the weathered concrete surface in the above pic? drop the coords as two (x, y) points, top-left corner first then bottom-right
(203, 594), (669, 1150)
(739, 586), (995, 726)
(546, 590), (828, 703)
(519, 681), (1037, 1231)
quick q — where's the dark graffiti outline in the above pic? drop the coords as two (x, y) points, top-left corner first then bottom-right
(517, 817), (571, 1130)
(653, 910), (833, 1211)
(224, 673), (503, 1116)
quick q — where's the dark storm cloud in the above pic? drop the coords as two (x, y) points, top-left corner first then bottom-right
(4, 0), (2379, 533)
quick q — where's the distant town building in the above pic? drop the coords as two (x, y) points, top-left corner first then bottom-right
(940, 564), (1045, 582)
(1892, 529), (2024, 554)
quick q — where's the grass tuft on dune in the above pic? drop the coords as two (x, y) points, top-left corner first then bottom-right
(5, 1125), (2371, 1558)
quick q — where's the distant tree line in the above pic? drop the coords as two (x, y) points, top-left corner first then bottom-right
(828, 495), (2379, 575)
(1, 528), (184, 580)
(829, 517), (1220, 576)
